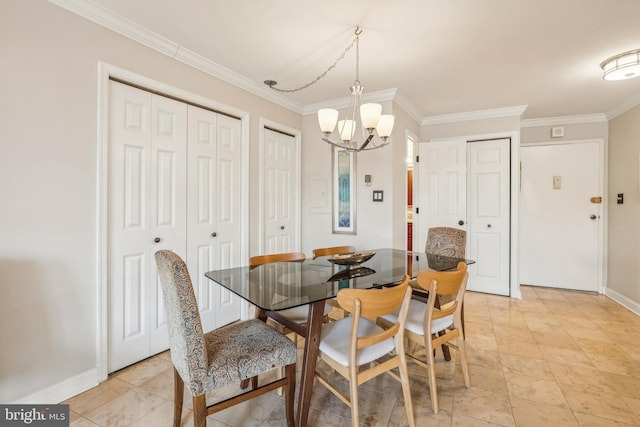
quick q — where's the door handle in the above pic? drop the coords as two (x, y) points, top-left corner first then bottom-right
(458, 220), (465, 226)
(153, 237), (161, 243)
(280, 226), (285, 230)
(487, 224), (492, 228)
(211, 232), (217, 237)
(590, 215), (597, 220)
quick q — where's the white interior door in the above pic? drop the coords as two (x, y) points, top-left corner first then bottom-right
(519, 141), (603, 292)
(186, 106), (241, 332)
(108, 81), (187, 370)
(262, 128), (299, 254)
(467, 139), (511, 296)
(416, 140), (467, 253)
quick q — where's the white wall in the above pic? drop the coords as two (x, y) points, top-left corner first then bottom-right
(0, 0), (301, 403)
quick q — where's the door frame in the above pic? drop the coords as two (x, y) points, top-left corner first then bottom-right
(257, 118), (302, 254)
(96, 62), (250, 382)
(520, 138), (607, 294)
(415, 131), (521, 298)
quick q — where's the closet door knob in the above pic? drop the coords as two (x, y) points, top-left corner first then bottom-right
(211, 232), (217, 237)
(458, 220), (465, 226)
(153, 237), (161, 243)
(280, 226), (285, 230)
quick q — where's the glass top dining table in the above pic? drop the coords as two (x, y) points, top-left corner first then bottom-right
(204, 248), (474, 427)
(204, 248), (474, 312)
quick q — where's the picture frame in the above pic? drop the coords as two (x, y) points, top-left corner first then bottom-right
(332, 148), (356, 234)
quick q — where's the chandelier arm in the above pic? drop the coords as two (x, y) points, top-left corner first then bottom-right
(321, 137), (359, 152)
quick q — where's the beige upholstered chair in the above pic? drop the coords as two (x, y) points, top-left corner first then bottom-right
(154, 250), (297, 427)
(315, 276), (415, 427)
(425, 227), (466, 257)
(379, 262), (470, 414)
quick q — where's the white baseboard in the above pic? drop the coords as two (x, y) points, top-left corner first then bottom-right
(11, 368), (99, 404)
(605, 288), (640, 317)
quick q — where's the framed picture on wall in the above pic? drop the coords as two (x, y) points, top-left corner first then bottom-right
(332, 148), (356, 234)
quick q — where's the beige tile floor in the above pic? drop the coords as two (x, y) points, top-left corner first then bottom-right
(65, 286), (640, 426)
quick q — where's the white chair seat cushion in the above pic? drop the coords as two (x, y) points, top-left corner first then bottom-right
(380, 299), (453, 336)
(275, 304), (331, 323)
(319, 317), (395, 367)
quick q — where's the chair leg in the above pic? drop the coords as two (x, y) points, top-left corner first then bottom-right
(349, 366), (359, 427)
(426, 341), (439, 413)
(398, 351), (416, 427)
(284, 363), (296, 427)
(192, 394), (207, 427)
(173, 368), (184, 427)
(457, 333), (470, 388)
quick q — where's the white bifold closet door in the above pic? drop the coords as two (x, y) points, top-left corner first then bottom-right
(108, 80), (241, 372)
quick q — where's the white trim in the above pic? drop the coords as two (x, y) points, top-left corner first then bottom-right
(49, 0), (303, 114)
(605, 288), (640, 317)
(521, 114), (607, 127)
(11, 369), (98, 404)
(96, 61), (250, 380)
(257, 119), (303, 253)
(605, 91), (640, 120)
(394, 91), (424, 124)
(301, 88), (398, 115)
(422, 105), (528, 126)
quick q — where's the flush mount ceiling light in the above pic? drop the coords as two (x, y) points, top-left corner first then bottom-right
(265, 27), (394, 152)
(600, 49), (640, 81)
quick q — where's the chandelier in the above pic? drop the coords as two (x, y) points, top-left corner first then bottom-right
(600, 49), (640, 81)
(265, 27), (394, 152)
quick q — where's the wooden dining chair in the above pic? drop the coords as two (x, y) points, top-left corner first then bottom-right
(312, 245), (356, 259)
(315, 275), (415, 427)
(154, 250), (297, 427)
(312, 245), (357, 318)
(378, 262), (470, 414)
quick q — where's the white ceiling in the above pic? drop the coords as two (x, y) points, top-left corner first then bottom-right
(80, 0), (640, 120)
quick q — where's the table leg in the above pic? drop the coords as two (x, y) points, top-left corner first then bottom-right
(296, 300), (326, 427)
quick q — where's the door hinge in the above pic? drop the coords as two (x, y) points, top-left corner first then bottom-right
(415, 207), (419, 214)
(415, 155), (419, 163)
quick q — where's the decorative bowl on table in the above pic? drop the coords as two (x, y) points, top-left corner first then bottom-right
(327, 252), (376, 269)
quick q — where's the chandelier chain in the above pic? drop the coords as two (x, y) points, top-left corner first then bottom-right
(266, 28), (361, 93)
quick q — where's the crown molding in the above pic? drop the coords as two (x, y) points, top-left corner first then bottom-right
(521, 113), (607, 127)
(392, 91), (423, 124)
(301, 88), (398, 115)
(605, 91), (640, 120)
(422, 105), (528, 126)
(48, 0), (304, 114)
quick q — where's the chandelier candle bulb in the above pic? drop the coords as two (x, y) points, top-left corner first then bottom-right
(338, 119), (356, 142)
(319, 108), (339, 135)
(376, 115), (395, 140)
(360, 103), (382, 131)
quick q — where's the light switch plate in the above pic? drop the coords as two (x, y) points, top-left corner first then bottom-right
(553, 175), (561, 189)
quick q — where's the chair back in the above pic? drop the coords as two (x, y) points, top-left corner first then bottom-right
(425, 227), (466, 257)
(249, 252), (306, 268)
(416, 262), (468, 318)
(337, 276), (412, 349)
(154, 250), (207, 389)
(312, 245), (356, 259)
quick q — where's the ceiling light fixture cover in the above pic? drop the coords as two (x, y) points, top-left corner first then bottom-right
(601, 49), (640, 81)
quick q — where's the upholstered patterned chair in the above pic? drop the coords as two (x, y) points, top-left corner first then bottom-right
(154, 250), (297, 427)
(425, 227), (466, 257)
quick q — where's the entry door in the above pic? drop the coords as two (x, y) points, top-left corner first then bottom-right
(416, 138), (511, 296)
(263, 128), (299, 253)
(186, 106), (241, 332)
(519, 141), (603, 292)
(467, 139), (511, 295)
(108, 81), (187, 370)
